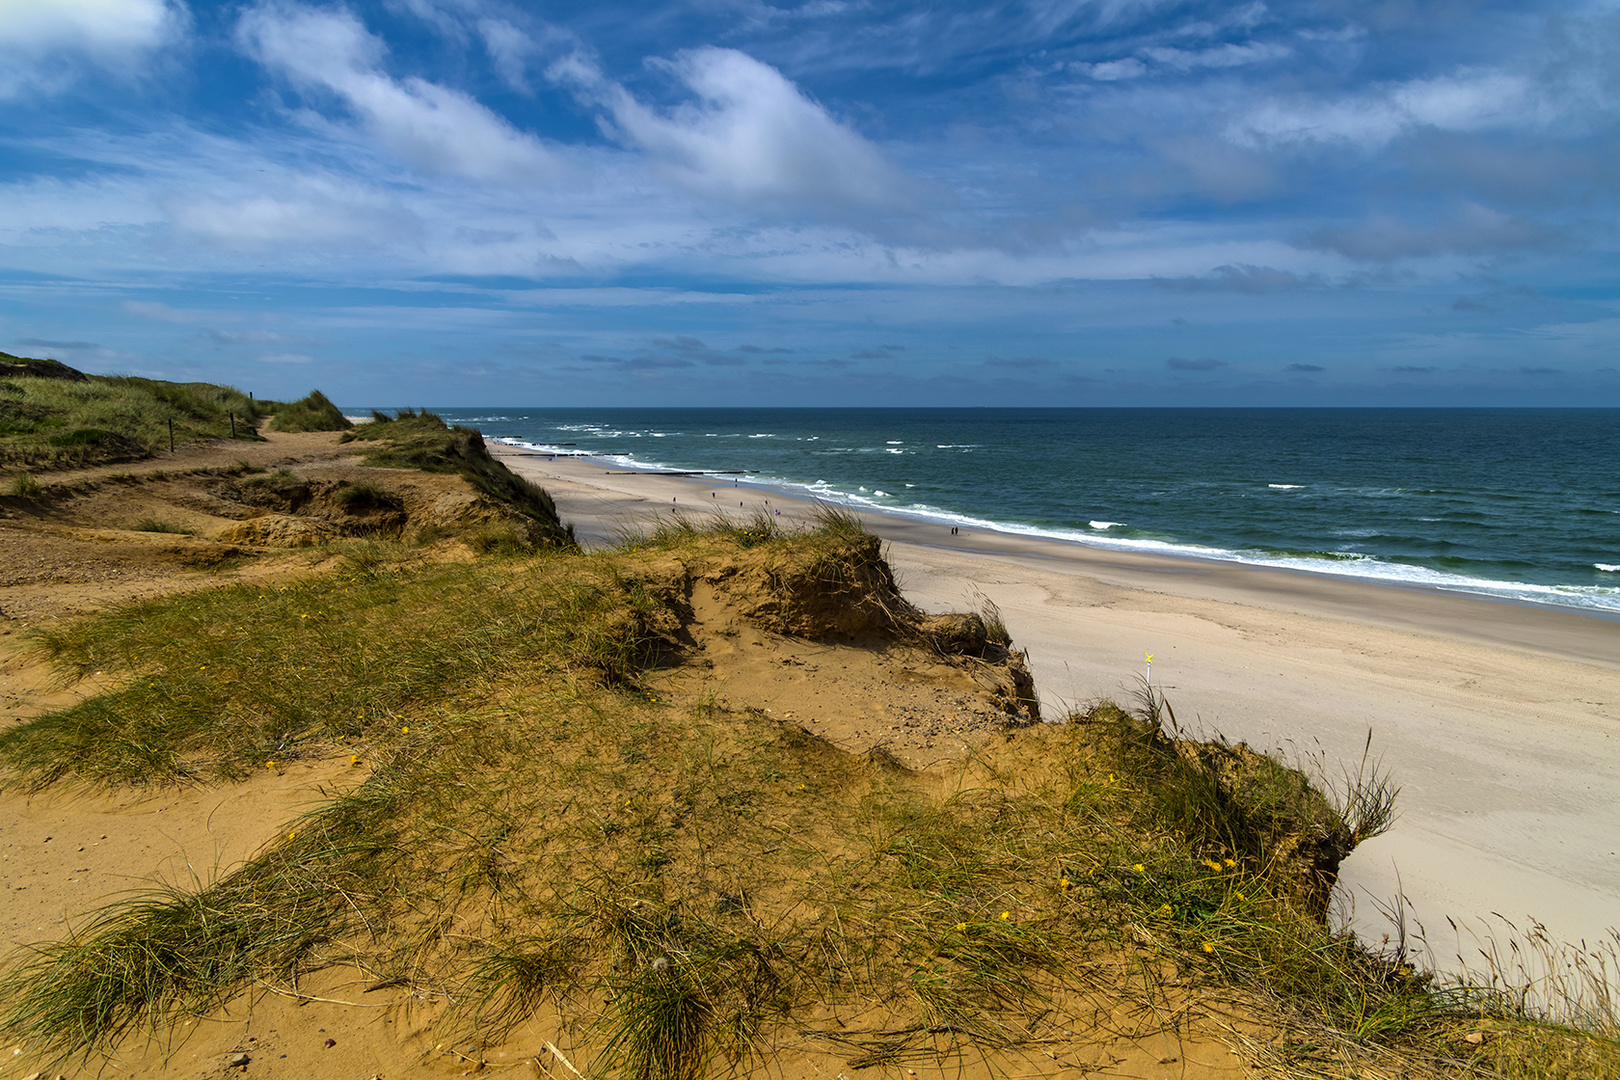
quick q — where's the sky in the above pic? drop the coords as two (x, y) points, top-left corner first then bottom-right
(1, 0), (1618, 407)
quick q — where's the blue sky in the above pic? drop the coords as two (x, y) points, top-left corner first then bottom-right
(1, 0), (1617, 406)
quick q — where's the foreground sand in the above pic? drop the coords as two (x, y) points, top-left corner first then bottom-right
(493, 447), (1620, 973)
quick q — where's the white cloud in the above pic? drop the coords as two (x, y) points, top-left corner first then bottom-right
(1305, 202), (1559, 260)
(478, 18), (533, 91)
(1140, 41), (1291, 71)
(122, 300), (215, 323)
(0, 0), (183, 96)
(1080, 57), (1147, 81)
(169, 174), (420, 250)
(558, 47), (908, 214)
(238, 2), (557, 183)
(1234, 71), (1537, 148)
(0, 0), (175, 52)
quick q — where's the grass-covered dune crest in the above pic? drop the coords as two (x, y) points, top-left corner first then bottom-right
(340, 408), (573, 548)
(2, 507), (1613, 1079)
(0, 364), (270, 469)
(267, 389), (352, 433)
(0, 382), (576, 564)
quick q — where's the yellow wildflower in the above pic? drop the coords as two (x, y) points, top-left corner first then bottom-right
(1202, 942), (1215, 954)
(1157, 903), (1173, 917)
(955, 922), (968, 932)
(1132, 863), (1145, 872)
(999, 911), (1011, 921)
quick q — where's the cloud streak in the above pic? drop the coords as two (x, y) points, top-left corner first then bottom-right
(239, 1), (558, 182)
(553, 46), (909, 216)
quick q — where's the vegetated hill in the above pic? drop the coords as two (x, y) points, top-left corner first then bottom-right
(267, 389), (352, 433)
(0, 357), (365, 468)
(0, 351), (88, 381)
(0, 362), (268, 468)
(0, 397), (574, 620)
(342, 408), (573, 548)
(0, 512), (1611, 1079)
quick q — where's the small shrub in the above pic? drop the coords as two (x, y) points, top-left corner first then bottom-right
(9, 472), (41, 498)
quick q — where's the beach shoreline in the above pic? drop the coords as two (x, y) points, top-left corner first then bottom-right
(477, 415), (1620, 623)
(493, 442), (1620, 973)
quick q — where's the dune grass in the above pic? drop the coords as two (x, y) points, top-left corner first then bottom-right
(266, 389), (351, 432)
(0, 373), (266, 469)
(0, 517), (1613, 1077)
(341, 409), (574, 548)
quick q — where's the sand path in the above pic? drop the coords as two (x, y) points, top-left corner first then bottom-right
(493, 448), (1620, 973)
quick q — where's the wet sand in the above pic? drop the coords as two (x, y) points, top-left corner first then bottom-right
(495, 447), (1620, 970)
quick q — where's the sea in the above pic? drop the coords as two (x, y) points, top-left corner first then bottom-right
(430, 407), (1620, 617)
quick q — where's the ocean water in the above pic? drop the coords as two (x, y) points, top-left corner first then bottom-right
(433, 408), (1620, 615)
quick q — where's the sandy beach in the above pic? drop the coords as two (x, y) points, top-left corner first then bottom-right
(493, 446), (1620, 972)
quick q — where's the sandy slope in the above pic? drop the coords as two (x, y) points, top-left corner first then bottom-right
(0, 433), (1256, 1078)
(493, 448), (1620, 973)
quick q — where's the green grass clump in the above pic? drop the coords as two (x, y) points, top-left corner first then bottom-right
(341, 409), (573, 548)
(0, 773), (409, 1052)
(0, 371), (266, 468)
(267, 390), (351, 432)
(0, 517), (1613, 1078)
(8, 471), (42, 499)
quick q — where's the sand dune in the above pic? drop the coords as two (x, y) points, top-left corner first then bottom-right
(493, 447), (1620, 971)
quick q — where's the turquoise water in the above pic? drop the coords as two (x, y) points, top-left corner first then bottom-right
(430, 408), (1620, 614)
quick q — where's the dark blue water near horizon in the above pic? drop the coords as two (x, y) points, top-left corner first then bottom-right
(423, 407), (1620, 614)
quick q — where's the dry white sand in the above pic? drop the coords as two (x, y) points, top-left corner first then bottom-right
(496, 447), (1620, 974)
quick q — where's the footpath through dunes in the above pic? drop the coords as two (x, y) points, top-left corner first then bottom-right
(0, 413), (572, 625)
(0, 410), (1613, 1078)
